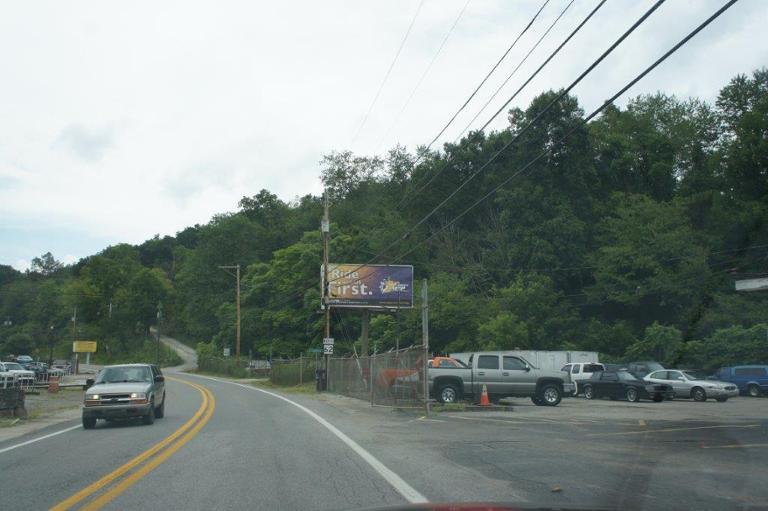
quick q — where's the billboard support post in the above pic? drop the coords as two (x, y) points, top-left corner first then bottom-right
(361, 309), (370, 357)
(422, 279), (429, 417)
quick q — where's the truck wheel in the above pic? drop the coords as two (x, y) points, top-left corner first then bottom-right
(155, 394), (165, 418)
(583, 385), (595, 400)
(142, 402), (156, 425)
(437, 384), (459, 404)
(539, 384), (562, 406)
(82, 417), (96, 429)
(747, 384), (761, 397)
(691, 387), (707, 402)
(531, 395), (543, 406)
(626, 388), (639, 402)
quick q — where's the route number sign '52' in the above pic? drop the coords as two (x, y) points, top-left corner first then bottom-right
(323, 337), (334, 355)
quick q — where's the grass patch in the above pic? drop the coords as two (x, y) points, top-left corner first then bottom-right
(251, 380), (317, 394)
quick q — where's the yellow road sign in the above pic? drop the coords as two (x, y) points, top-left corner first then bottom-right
(73, 340), (98, 353)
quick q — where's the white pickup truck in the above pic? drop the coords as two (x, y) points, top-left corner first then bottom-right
(0, 361), (36, 389)
(560, 362), (605, 395)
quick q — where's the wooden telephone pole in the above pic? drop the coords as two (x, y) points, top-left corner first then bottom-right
(218, 265), (241, 359)
(321, 193), (331, 387)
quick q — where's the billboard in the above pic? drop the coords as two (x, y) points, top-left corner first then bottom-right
(322, 264), (413, 309)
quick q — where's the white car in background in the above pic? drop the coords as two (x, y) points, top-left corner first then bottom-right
(644, 369), (738, 402)
(561, 362), (606, 395)
(0, 361), (36, 389)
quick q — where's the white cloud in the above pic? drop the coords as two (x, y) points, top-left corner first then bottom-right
(0, 0), (766, 265)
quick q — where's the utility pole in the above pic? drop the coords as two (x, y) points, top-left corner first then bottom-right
(321, 192), (331, 389)
(156, 302), (163, 365)
(218, 265), (242, 359)
(421, 279), (429, 416)
(72, 307), (78, 374)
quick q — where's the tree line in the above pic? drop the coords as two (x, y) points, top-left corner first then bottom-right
(1, 69), (766, 371)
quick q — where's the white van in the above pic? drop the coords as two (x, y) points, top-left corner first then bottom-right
(560, 362), (605, 395)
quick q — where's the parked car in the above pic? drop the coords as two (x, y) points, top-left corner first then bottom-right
(427, 352), (574, 406)
(16, 355), (35, 369)
(560, 362), (606, 395)
(0, 361), (36, 388)
(623, 361), (665, 378)
(25, 362), (49, 379)
(582, 370), (673, 402)
(644, 369), (738, 402)
(51, 360), (72, 373)
(82, 363), (166, 429)
(711, 365), (768, 397)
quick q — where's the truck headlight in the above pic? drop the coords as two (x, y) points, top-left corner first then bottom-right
(87, 394), (100, 400)
(130, 392), (146, 399)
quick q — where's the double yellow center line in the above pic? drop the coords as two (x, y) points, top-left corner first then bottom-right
(51, 377), (215, 511)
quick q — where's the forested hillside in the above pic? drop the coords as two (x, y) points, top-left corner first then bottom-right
(2, 69), (766, 371)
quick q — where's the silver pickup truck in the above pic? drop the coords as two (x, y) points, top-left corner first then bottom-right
(82, 363), (166, 429)
(428, 352), (574, 406)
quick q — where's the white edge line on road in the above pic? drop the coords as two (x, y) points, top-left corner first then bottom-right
(186, 373), (428, 504)
(0, 424), (81, 454)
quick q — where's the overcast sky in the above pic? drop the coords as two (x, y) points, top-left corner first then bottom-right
(1, 0), (766, 271)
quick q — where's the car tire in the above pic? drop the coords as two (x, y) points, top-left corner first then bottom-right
(437, 384), (460, 404)
(652, 394), (664, 402)
(747, 384), (761, 397)
(715, 396), (728, 402)
(538, 384), (562, 407)
(142, 402), (155, 425)
(82, 417), (96, 429)
(583, 385), (595, 400)
(626, 388), (640, 402)
(692, 387), (707, 402)
(155, 394), (165, 418)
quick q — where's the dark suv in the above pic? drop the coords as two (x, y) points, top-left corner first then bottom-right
(712, 366), (768, 397)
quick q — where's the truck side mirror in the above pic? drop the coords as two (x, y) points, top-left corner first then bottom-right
(85, 378), (95, 389)
(524, 366), (531, 372)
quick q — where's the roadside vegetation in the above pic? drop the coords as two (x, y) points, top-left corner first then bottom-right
(1, 69), (766, 372)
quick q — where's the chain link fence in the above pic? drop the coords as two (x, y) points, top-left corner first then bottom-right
(271, 357), (322, 386)
(328, 345), (426, 408)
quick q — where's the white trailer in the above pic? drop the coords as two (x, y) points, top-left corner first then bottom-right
(449, 350), (599, 371)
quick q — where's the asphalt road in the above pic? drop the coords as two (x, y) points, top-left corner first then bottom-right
(1, 358), (766, 510)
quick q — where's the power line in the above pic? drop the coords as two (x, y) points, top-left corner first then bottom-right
(392, 0), (740, 265)
(395, 0), (607, 209)
(350, 0), (426, 148)
(457, 0), (577, 141)
(424, 0), (550, 153)
(362, 0), (667, 272)
(375, 0), (472, 153)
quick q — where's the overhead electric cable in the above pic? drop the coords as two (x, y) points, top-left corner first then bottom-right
(351, 0), (426, 148)
(392, 0), (740, 264)
(424, 0), (550, 152)
(457, 0), (576, 141)
(375, 0), (472, 152)
(367, 0), (668, 267)
(395, 0), (607, 208)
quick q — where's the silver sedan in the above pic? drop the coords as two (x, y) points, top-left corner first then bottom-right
(644, 369), (738, 402)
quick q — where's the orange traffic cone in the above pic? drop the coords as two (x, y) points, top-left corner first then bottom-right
(480, 384), (490, 407)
